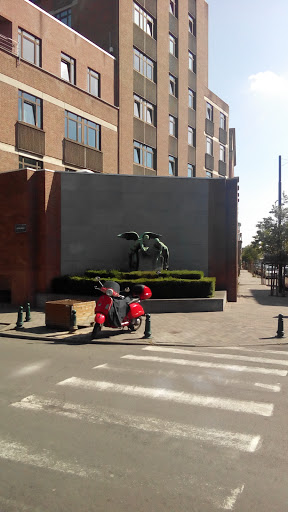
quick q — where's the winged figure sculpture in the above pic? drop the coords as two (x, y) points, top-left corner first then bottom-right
(117, 231), (169, 270)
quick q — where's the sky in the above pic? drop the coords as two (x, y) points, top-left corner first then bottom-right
(206, 0), (288, 247)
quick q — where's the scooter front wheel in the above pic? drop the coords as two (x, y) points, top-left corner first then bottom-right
(91, 322), (102, 340)
(128, 317), (142, 332)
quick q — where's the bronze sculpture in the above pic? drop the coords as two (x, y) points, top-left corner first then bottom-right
(117, 231), (169, 271)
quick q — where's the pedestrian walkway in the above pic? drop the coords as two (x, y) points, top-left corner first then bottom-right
(0, 270), (287, 346)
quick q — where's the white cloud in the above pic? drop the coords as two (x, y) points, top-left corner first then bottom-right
(249, 71), (288, 98)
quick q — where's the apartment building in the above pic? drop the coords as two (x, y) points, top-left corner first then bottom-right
(0, 0), (118, 173)
(33, 0), (235, 179)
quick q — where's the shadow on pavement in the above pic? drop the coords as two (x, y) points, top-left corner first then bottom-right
(249, 289), (288, 306)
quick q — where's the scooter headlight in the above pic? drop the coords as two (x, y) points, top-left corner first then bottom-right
(106, 288), (113, 297)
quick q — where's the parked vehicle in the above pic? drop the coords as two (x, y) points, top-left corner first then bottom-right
(91, 277), (152, 339)
(263, 265), (278, 279)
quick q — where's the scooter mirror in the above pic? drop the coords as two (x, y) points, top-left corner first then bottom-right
(125, 287), (130, 292)
(95, 276), (101, 281)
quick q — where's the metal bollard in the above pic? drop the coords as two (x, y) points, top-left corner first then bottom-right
(143, 313), (152, 339)
(16, 306), (24, 329)
(276, 314), (284, 338)
(70, 309), (78, 332)
(25, 303), (31, 322)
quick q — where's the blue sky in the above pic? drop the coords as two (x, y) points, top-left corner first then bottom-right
(207, 0), (288, 247)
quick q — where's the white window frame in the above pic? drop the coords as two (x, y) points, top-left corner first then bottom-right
(169, 115), (177, 137)
(169, 155), (177, 176)
(133, 2), (154, 38)
(133, 48), (155, 81)
(169, 0), (178, 18)
(169, 74), (177, 97)
(188, 14), (196, 36)
(206, 102), (213, 121)
(134, 94), (155, 125)
(61, 52), (76, 84)
(169, 33), (177, 57)
(18, 28), (41, 67)
(188, 126), (195, 147)
(133, 141), (155, 169)
(188, 88), (196, 110)
(206, 136), (213, 156)
(220, 145), (226, 162)
(188, 163), (195, 177)
(87, 68), (100, 97)
(188, 51), (196, 73)
(220, 112), (227, 130)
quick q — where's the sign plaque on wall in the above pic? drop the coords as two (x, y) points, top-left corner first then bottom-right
(15, 224), (27, 233)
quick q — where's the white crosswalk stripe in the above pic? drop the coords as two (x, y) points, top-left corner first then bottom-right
(57, 376), (274, 416)
(11, 395), (261, 453)
(143, 345), (288, 366)
(122, 354), (287, 376)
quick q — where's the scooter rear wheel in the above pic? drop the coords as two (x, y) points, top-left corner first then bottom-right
(128, 317), (142, 332)
(91, 322), (102, 340)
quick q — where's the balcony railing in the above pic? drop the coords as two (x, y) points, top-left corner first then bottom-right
(0, 34), (18, 56)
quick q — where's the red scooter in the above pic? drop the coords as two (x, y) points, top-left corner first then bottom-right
(91, 277), (152, 339)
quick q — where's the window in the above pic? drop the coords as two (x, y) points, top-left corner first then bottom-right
(18, 28), (41, 66)
(65, 111), (100, 149)
(188, 126), (196, 147)
(19, 156), (43, 170)
(61, 52), (75, 84)
(188, 14), (196, 36)
(169, 0), (178, 18)
(206, 171), (213, 178)
(134, 94), (155, 125)
(220, 145), (226, 162)
(188, 88), (196, 110)
(87, 68), (100, 97)
(188, 163), (195, 177)
(134, 141), (155, 169)
(206, 102), (213, 121)
(188, 51), (196, 73)
(169, 74), (177, 97)
(220, 112), (227, 130)
(169, 115), (177, 137)
(169, 156), (177, 176)
(134, 3), (154, 38)
(55, 8), (71, 26)
(133, 48), (155, 81)
(18, 90), (42, 128)
(169, 33), (177, 57)
(206, 136), (213, 155)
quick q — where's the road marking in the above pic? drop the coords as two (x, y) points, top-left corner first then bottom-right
(11, 395), (261, 453)
(57, 377), (273, 416)
(220, 484), (245, 510)
(0, 437), (98, 478)
(143, 346), (288, 366)
(122, 354), (287, 377)
(10, 360), (49, 377)
(93, 364), (281, 392)
(203, 347), (288, 357)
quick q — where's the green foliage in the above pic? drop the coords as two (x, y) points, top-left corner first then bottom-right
(252, 195), (288, 260)
(51, 271), (214, 299)
(242, 244), (261, 264)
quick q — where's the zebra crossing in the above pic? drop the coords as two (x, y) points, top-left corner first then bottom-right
(4, 344), (288, 510)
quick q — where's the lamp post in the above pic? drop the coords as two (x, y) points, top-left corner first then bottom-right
(278, 155), (283, 293)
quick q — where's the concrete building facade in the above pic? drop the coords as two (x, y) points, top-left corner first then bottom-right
(30, 0), (235, 179)
(0, 0), (118, 173)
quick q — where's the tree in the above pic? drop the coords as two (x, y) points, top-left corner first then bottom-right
(252, 195), (288, 260)
(242, 244), (261, 266)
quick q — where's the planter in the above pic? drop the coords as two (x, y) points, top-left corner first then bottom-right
(45, 299), (95, 329)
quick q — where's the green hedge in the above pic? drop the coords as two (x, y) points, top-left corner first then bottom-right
(51, 274), (215, 299)
(84, 269), (204, 280)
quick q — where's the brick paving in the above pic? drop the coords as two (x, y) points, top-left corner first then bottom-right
(0, 270), (288, 347)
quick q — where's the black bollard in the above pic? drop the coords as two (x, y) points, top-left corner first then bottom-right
(143, 313), (152, 339)
(16, 306), (24, 329)
(70, 309), (78, 332)
(276, 314), (284, 338)
(25, 303), (31, 322)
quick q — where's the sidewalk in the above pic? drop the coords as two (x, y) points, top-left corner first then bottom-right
(0, 270), (287, 347)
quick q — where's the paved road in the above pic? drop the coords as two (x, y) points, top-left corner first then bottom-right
(0, 336), (288, 511)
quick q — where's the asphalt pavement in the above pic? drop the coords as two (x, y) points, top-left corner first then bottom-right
(0, 270), (287, 347)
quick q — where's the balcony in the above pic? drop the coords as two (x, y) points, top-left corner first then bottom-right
(0, 34), (18, 56)
(16, 122), (45, 156)
(63, 139), (103, 172)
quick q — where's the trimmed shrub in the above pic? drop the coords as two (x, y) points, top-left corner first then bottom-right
(51, 275), (215, 299)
